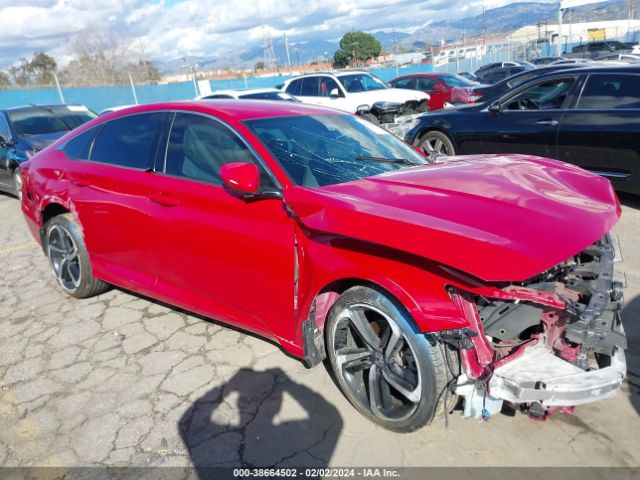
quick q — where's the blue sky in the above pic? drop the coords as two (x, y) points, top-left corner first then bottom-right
(0, 0), (558, 69)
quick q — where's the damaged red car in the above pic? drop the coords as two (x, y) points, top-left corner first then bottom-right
(20, 101), (627, 432)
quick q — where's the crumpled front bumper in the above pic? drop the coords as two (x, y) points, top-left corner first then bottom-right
(489, 342), (626, 407)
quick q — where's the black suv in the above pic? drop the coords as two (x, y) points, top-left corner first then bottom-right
(0, 104), (96, 200)
(405, 65), (640, 195)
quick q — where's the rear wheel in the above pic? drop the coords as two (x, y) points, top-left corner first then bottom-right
(325, 286), (449, 432)
(418, 131), (455, 160)
(44, 213), (109, 298)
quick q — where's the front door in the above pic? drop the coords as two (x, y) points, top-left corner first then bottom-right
(146, 111), (296, 341)
(470, 76), (577, 157)
(0, 114), (13, 190)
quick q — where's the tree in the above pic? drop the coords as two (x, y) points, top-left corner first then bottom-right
(8, 58), (30, 87)
(0, 71), (12, 88)
(333, 31), (382, 68)
(254, 61), (265, 71)
(30, 52), (57, 85)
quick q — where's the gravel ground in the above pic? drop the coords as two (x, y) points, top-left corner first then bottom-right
(0, 191), (638, 470)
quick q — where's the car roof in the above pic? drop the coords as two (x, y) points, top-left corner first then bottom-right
(203, 88), (282, 97)
(98, 100), (342, 121)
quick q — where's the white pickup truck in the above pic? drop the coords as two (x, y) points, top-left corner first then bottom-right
(281, 71), (429, 136)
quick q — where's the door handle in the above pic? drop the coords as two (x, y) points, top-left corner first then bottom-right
(535, 119), (559, 126)
(70, 176), (90, 187)
(149, 193), (179, 207)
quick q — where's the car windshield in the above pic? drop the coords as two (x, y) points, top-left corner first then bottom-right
(8, 105), (96, 135)
(439, 74), (474, 88)
(245, 114), (428, 187)
(338, 73), (387, 92)
(240, 91), (299, 102)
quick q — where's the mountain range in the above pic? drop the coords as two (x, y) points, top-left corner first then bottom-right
(157, 0), (627, 73)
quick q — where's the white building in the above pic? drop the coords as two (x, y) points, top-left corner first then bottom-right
(508, 19), (640, 45)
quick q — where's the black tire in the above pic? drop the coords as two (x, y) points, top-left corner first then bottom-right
(44, 213), (109, 298)
(13, 167), (22, 202)
(325, 285), (450, 432)
(360, 112), (380, 125)
(417, 130), (455, 160)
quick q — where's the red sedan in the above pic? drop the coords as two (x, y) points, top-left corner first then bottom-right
(20, 101), (626, 431)
(389, 72), (483, 110)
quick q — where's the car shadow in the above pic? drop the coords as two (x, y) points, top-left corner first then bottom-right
(621, 294), (640, 416)
(179, 368), (343, 478)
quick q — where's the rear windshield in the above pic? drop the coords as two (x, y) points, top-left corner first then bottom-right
(8, 106), (96, 136)
(439, 74), (474, 88)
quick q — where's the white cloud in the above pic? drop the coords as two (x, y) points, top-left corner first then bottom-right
(0, 0), (559, 69)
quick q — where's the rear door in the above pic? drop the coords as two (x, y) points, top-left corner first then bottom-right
(557, 72), (640, 194)
(470, 75), (578, 157)
(66, 112), (168, 289)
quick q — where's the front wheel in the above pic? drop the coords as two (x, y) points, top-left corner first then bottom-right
(417, 131), (455, 161)
(44, 213), (109, 298)
(325, 286), (450, 432)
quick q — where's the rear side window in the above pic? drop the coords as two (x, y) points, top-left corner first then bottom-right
(63, 127), (98, 160)
(90, 113), (164, 169)
(577, 74), (640, 109)
(300, 77), (321, 96)
(285, 79), (302, 96)
(392, 78), (414, 89)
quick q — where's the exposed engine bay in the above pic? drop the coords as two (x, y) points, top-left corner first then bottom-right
(357, 99), (429, 139)
(438, 234), (627, 420)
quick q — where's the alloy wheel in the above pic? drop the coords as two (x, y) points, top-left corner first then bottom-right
(47, 224), (82, 293)
(330, 304), (422, 422)
(421, 136), (450, 160)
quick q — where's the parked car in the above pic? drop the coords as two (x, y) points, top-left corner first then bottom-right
(281, 71), (429, 133)
(99, 105), (136, 115)
(632, 44), (640, 55)
(405, 65), (640, 195)
(475, 61), (522, 76)
(0, 104), (97, 200)
(570, 41), (630, 58)
(531, 56), (566, 66)
(389, 72), (481, 110)
(197, 88), (299, 102)
(21, 101), (626, 431)
(457, 71), (480, 83)
(468, 64), (588, 104)
(594, 53), (640, 62)
(475, 63), (534, 84)
(550, 58), (592, 65)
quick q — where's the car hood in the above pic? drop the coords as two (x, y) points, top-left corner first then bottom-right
(20, 131), (68, 152)
(350, 87), (429, 103)
(284, 154), (620, 282)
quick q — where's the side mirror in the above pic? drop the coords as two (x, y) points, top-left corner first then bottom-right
(329, 88), (340, 98)
(488, 101), (501, 116)
(220, 162), (260, 196)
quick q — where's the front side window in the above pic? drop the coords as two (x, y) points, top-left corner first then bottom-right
(245, 114), (428, 187)
(505, 77), (575, 110)
(164, 113), (269, 186)
(90, 113), (164, 169)
(577, 74), (640, 110)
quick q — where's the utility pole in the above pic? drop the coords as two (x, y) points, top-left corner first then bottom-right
(284, 33), (292, 74)
(558, 7), (564, 56)
(482, 6), (486, 47)
(392, 27), (399, 77)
